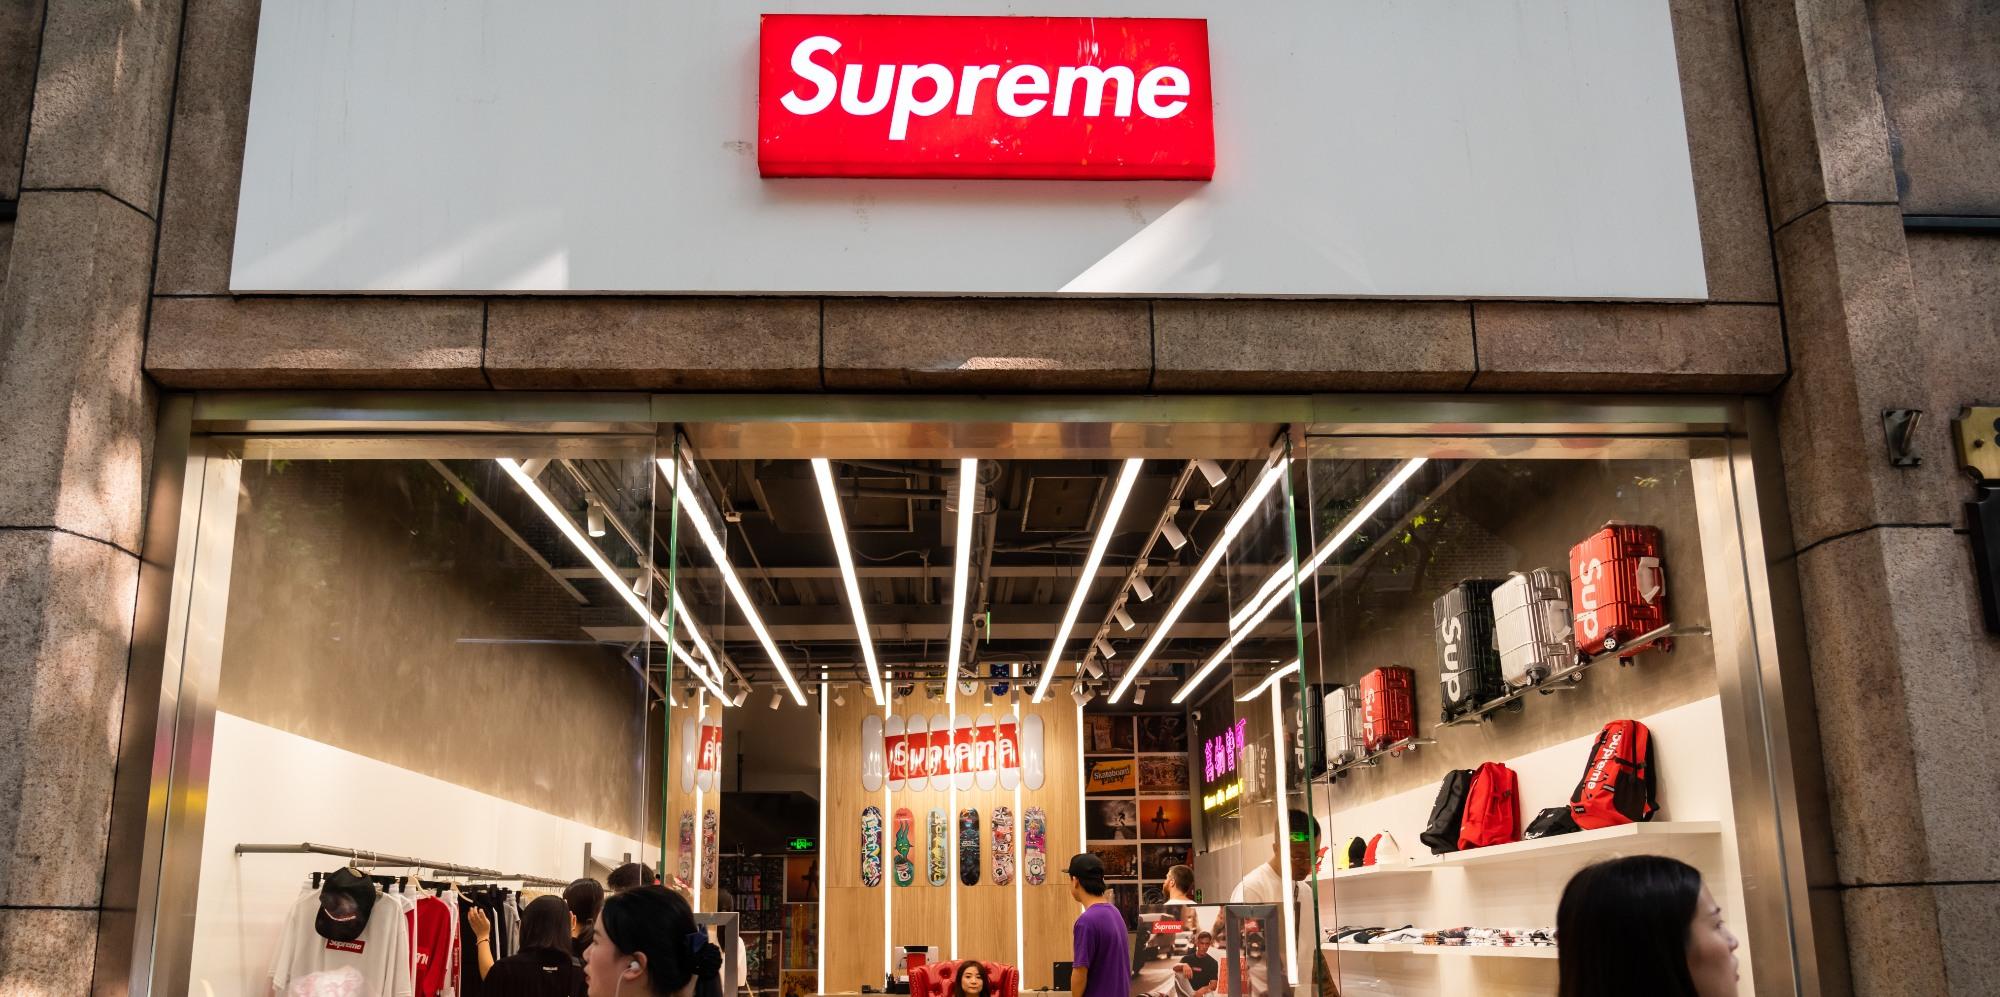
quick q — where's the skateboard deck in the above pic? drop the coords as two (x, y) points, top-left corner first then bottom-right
(701, 808), (718, 887)
(992, 806), (1014, 885)
(861, 806), (884, 887)
(927, 809), (948, 886)
(1024, 806), (1047, 885)
(893, 808), (915, 887)
(959, 808), (981, 886)
(677, 812), (695, 884)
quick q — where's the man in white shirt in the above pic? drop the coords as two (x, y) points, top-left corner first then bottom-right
(1226, 810), (1323, 997)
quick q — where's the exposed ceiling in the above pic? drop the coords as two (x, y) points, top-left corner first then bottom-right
(435, 446), (1465, 710)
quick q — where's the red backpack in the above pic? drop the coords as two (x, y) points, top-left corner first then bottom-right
(1569, 719), (1658, 829)
(1457, 762), (1521, 849)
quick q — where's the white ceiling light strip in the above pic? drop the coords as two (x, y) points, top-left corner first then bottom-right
(670, 590), (729, 694)
(947, 458), (978, 692)
(1236, 660), (1300, 702)
(1030, 458), (1145, 703)
(659, 458), (809, 706)
(1106, 458), (1288, 704)
(1226, 458), (1429, 632)
(498, 458), (731, 704)
(1177, 459), (1428, 704)
(810, 458), (889, 706)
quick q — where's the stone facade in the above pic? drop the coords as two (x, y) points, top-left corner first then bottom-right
(0, 1), (1995, 995)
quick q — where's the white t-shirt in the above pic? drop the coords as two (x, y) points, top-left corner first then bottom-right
(271, 889), (416, 997)
(1228, 863), (1314, 997)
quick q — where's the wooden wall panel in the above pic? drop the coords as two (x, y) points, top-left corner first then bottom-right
(822, 686), (1085, 991)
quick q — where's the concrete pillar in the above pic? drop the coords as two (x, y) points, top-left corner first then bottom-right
(1741, 1), (2000, 994)
(0, 0), (182, 994)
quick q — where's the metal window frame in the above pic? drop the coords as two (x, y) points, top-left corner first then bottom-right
(97, 390), (1836, 997)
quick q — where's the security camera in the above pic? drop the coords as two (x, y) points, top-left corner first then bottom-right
(1190, 708), (1203, 723)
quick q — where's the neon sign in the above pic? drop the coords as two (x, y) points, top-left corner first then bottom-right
(1203, 718), (1249, 784)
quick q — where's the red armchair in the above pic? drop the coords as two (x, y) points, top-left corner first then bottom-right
(910, 960), (1020, 997)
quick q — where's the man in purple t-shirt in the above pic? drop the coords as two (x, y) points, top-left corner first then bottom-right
(1067, 854), (1131, 997)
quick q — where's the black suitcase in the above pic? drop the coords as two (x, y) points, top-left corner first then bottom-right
(1434, 579), (1505, 722)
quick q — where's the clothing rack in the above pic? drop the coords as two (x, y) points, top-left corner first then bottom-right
(235, 841), (572, 888)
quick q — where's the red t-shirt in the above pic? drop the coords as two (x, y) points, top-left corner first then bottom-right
(411, 895), (455, 997)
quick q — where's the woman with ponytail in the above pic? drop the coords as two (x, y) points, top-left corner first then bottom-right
(566, 878), (605, 959)
(583, 885), (725, 997)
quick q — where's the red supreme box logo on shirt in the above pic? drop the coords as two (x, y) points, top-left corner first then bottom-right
(758, 14), (1214, 179)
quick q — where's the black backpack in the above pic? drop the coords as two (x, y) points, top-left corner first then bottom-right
(1420, 769), (1475, 854)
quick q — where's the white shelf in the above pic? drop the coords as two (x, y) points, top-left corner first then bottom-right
(1313, 860), (1437, 883)
(1442, 820), (1722, 868)
(1322, 943), (1557, 960)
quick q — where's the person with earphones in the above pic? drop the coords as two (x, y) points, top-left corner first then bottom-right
(582, 885), (725, 997)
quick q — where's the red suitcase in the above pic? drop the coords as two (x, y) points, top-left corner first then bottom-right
(1359, 666), (1417, 753)
(1568, 522), (1669, 660)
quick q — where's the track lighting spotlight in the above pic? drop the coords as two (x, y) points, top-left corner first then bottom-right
(769, 692), (783, 710)
(1082, 658), (1106, 680)
(585, 498), (606, 538)
(1072, 685), (1092, 707)
(1134, 683), (1147, 705)
(731, 687), (751, 708)
(1195, 459), (1227, 488)
(1094, 637), (1117, 660)
(1159, 519), (1188, 550)
(1131, 574), (1153, 602)
(1114, 607), (1135, 631)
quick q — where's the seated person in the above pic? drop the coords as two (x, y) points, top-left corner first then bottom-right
(1179, 932), (1219, 995)
(949, 960), (994, 997)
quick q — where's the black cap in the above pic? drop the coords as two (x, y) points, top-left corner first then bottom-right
(1065, 853), (1105, 879)
(316, 868), (376, 942)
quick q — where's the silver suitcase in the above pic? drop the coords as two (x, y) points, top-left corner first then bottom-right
(1323, 685), (1361, 768)
(1492, 568), (1576, 689)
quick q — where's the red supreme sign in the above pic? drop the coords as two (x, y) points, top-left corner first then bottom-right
(758, 14), (1214, 180)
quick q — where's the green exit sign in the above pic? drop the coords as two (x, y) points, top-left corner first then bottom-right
(786, 836), (815, 853)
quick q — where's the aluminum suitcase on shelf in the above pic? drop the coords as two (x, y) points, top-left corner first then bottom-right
(1359, 666), (1416, 753)
(1568, 522), (1670, 659)
(1434, 579), (1505, 721)
(1492, 568), (1576, 689)
(1323, 685), (1361, 769)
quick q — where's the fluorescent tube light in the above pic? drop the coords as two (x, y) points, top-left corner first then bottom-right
(1030, 458), (1144, 702)
(1236, 661), (1300, 702)
(1228, 458), (1428, 632)
(498, 458), (730, 705)
(947, 459), (978, 693)
(810, 458), (888, 706)
(659, 458), (808, 706)
(1107, 460), (1288, 704)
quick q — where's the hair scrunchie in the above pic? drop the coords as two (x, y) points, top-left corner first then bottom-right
(685, 932), (725, 977)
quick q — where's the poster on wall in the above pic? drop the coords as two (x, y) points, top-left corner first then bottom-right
(1131, 905), (1226, 997)
(1086, 758), (1138, 795)
(1141, 843), (1193, 880)
(1087, 716), (1136, 753)
(1137, 716), (1190, 753)
(1088, 800), (1140, 841)
(781, 972), (817, 997)
(1138, 757), (1189, 795)
(1089, 845), (1140, 879)
(1138, 799), (1192, 840)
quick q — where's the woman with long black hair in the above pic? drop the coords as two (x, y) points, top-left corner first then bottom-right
(582, 885), (725, 997)
(1557, 855), (1740, 997)
(565, 879), (605, 959)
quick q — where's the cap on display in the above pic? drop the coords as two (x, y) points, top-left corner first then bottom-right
(315, 867), (376, 942)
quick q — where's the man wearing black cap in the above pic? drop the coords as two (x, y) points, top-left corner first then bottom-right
(1066, 854), (1130, 997)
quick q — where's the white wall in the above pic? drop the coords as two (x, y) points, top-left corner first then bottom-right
(1306, 696), (1752, 997)
(186, 713), (652, 997)
(232, 0), (1704, 298)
